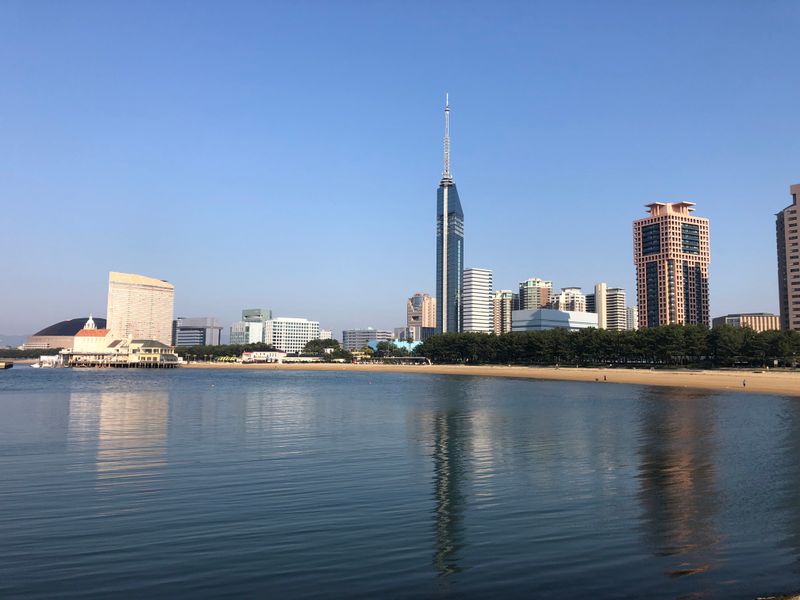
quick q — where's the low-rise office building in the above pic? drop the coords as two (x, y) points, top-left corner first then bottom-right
(511, 308), (599, 332)
(342, 328), (393, 351)
(712, 313), (781, 332)
(172, 317), (222, 346)
(266, 318), (320, 354)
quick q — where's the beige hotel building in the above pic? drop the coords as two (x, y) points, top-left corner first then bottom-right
(633, 202), (710, 328)
(107, 272), (175, 345)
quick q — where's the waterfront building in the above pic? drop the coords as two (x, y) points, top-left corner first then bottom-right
(511, 308), (599, 332)
(107, 272), (175, 345)
(72, 316), (114, 353)
(633, 202), (710, 327)
(407, 293), (436, 330)
(23, 316), (108, 350)
(712, 313), (781, 332)
(172, 317), (222, 347)
(607, 288), (627, 331)
(265, 318), (320, 354)
(626, 306), (639, 331)
(549, 287), (587, 313)
(777, 184), (800, 330)
(436, 95), (464, 333)
(342, 328), (393, 351)
(492, 290), (514, 336)
(518, 278), (553, 311)
(229, 308), (271, 345)
(462, 268), (493, 333)
(241, 350), (287, 363)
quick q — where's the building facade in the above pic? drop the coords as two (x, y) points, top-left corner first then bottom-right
(492, 290), (514, 336)
(548, 287), (587, 312)
(23, 316), (108, 350)
(777, 184), (800, 330)
(606, 288), (627, 331)
(511, 308), (599, 332)
(319, 329), (333, 340)
(342, 328), (394, 351)
(633, 202), (710, 328)
(407, 292), (436, 330)
(712, 313), (781, 333)
(626, 306), (639, 331)
(172, 317), (222, 347)
(462, 268), (493, 333)
(229, 308), (271, 345)
(518, 278), (553, 311)
(436, 96), (464, 333)
(265, 318), (320, 354)
(107, 271), (175, 345)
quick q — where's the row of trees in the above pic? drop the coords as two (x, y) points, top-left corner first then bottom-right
(414, 326), (800, 368)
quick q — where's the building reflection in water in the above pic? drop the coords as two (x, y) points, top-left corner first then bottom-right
(69, 391), (168, 492)
(637, 388), (720, 581)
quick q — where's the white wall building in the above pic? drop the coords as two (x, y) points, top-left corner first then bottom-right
(462, 268), (493, 333)
(512, 308), (599, 332)
(230, 321), (265, 345)
(626, 306), (639, 331)
(607, 288), (627, 331)
(265, 318), (320, 354)
(106, 271), (174, 345)
(549, 287), (587, 312)
(342, 328), (393, 351)
(319, 329), (333, 340)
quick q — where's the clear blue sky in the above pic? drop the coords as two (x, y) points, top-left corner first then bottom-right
(2, 1), (798, 337)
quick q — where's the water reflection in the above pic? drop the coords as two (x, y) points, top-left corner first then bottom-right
(432, 409), (466, 576)
(637, 389), (720, 581)
(68, 391), (168, 492)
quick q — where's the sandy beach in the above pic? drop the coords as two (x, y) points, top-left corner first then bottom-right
(183, 362), (800, 397)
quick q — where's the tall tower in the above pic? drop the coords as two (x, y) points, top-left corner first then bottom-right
(633, 202), (710, 328)
(462, 268), (493, 333)
(106, 272), (175, 345)
(777, 184), (800, 330)
(436, 94), (465, 333)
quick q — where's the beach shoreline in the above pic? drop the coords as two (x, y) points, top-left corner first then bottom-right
(182, 362), (800, 397)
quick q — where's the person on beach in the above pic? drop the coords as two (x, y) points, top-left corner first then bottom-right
(743, 379), (747, 388)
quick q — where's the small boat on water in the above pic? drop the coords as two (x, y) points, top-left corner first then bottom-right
(0, 362), (13, 369)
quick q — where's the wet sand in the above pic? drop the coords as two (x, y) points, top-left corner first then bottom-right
(184, 362), (800, 397)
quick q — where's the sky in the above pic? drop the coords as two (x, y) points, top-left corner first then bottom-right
(1, 1), (798, 338)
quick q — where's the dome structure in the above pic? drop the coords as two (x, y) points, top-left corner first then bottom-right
(24, 317), (108, 350)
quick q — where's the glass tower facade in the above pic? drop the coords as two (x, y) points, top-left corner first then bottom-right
(436, 179), (464, 333)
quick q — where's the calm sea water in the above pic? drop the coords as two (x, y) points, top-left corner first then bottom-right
(1, 368), (799, 599)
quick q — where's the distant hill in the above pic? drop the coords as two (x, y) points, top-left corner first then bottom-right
(0, 334), (28, 348)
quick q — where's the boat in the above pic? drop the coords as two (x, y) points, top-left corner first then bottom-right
(0, 362), (13, 369)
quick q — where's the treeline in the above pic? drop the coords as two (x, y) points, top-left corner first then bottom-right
(174, 342), (278, 360)
(0, 347), (62, 359)
(415, 326), (800, 368)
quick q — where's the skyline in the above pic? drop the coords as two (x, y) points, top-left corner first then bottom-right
(2, 2), (799, 336)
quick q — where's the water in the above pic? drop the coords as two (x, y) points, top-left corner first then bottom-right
(1, 368), (799, 599)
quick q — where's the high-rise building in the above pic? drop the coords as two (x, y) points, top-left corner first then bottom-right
(106, 272), (174, 345)
(462, 268), (493, 333)
(626, 306), (639, 331)
(492, 290), (514, 336)
(407, 293), (436, 329)
(606, 288), (627, 331)
(172, 317), (222, 346)
(436, 95), (464, 333)
(342, 328), (394, 351)
(777, 184), (800, 331)
(548, 287), (586, 312)
(593, 283), (608, 329)
(518, 278), (553, 311)
(633, 202), (710, 327)
(265, 318), (320, 354)
(229, 308), (271, 345)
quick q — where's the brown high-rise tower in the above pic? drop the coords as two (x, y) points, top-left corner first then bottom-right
(777, 184), (800, 331)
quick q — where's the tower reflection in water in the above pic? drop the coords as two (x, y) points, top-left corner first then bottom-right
(69, 391), (168, 493)
(637, 389), (720, 582)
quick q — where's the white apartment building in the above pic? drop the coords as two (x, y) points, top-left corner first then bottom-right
(626, 306), (639, 331)
(341, 328), (393, 351)
(462, 268), (493, 333)
(106, 271), (174, 345)
(549, 287), (587, 312)
(265, 318), (320, 354)
(607, 288), (627, 331)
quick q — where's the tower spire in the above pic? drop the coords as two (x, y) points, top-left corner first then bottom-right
(443, 93), (451, 180)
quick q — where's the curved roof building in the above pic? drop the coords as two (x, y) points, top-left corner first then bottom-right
(24, 317), (108, 350)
